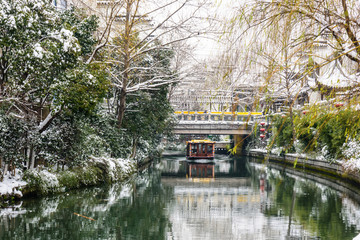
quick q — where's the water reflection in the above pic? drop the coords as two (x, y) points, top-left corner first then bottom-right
(186, 162), (215, 179)
(0, 155), (360, 240)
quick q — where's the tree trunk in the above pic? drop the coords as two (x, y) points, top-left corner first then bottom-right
(38, 108), (62, 133)
(289, 103), (296, 148)
(117, 88), (127, 128)
(10, 159), (15, 176)
(0, 59), (7, 97)
(130, 137), (138, 159)
(29, 146), (36, 169)
(287, 187), (296, 237)
(0, 157), (2, 182)
(117, 0), (132, 128)
(3, 164), (8, 178)
(26, 147), (31, 169)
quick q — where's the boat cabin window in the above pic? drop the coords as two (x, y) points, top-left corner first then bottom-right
(187, 141), (215, 159)
(192, 144), (197, 153)
(207, 144), (213, 153)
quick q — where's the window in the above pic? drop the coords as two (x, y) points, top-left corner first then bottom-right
(53, 0), (67, 11)
(192, 144), (197, 154)
(207, 144), (213, 154)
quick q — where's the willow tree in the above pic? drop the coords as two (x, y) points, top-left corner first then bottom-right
(220, 0), (360, 151)
(255, 0), (360, 65)
(260, 21), (311, 150)
(232, 0), (360, 89)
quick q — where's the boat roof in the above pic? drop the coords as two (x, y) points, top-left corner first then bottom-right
(186, 139), (216, 144)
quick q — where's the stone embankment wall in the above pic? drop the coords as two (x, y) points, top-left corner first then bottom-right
(248, 150), (360, 185)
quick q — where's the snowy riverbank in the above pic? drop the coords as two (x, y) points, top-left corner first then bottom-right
(0, 157), (137, 206)
(248, 148), (360, 184)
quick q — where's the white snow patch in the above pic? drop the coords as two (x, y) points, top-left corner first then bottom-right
(0, 169), (27, 197)
(341, 139), (360, 172)
(270, 147), (282, 155)
(7, 15), (16, 28)
(33, 43), (45, 59)
(90, 156), (135, 181)
(0, 206), (26, 218)
(50, 28), (80, 53)
(39, 170), (59, 189)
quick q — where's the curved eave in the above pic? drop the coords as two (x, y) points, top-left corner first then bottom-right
(312, 59), (359, 91)
(315, 78), (357, 91)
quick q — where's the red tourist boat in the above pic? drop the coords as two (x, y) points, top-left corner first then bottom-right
(186, 139), (215, 160)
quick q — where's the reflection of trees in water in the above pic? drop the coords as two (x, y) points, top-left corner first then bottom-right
(216, 161), (231, 173)
(159, 158), (182, 173)
(113, 169), (173, 240)
(263, 170), (357, 240)
(1, 160), (360, 240)
(0, 168), (173, 240)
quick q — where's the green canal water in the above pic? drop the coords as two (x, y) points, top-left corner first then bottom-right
(1, 154), (360, 240)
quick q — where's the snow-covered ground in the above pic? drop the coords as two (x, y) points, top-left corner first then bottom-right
(0, 169), (27, 197)
(0, 157), (136, 200)
(250, 144), (360, 173)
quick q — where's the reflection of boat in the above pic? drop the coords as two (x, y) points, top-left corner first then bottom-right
(186, 140), (215, 160)
(186, 162), (215, 179)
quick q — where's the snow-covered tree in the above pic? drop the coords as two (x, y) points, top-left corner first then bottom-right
(74, 0), (209, 128)
(0, 0), (107, 172)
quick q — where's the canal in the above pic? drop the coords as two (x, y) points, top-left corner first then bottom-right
(1, 153), (360, 239)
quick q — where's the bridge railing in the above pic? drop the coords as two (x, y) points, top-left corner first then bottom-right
(174, 111), (263, 122)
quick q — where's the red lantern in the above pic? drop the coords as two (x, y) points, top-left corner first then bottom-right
(302, 110), (307, 115)
(260, 134), (265, 139)
(335, 103), (343, 108)
(260, 128), (266, 132)
(260, 122), (266, 126)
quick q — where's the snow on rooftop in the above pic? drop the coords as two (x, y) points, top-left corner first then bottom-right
(315, 59), (360, 89)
